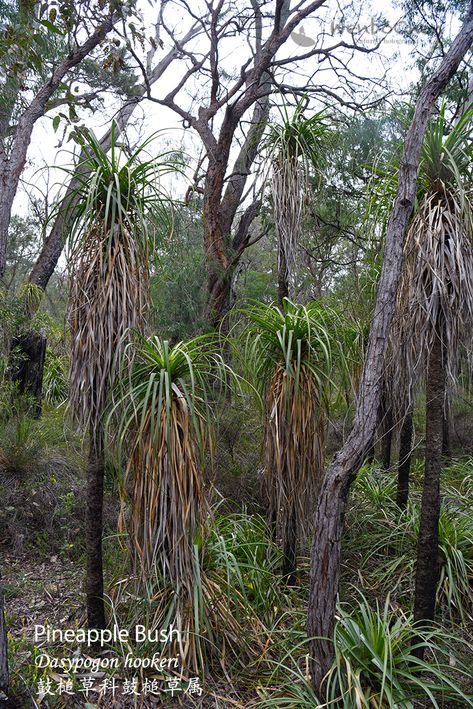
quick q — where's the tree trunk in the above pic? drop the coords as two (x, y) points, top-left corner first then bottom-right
(86, 424), (106, 629)
(9, 330), (46, 418)
(413, 322), (445, 639)
(282, 506), (297, 585)
(396, 406), (413, 509)
(205, 264), (234, 330)
(442, 398), (451, 459)
(306, 12), (473, 689)
(0, 572), (8, 700)
(0, 15), (116, 279)
(278, 244), (289, 307)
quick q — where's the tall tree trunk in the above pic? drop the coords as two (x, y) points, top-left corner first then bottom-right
(86, 424), (106, 629)
(0, 573), (8, 701)
(396, 406), (413, 509)
(306, 12), (473, 689)
(442, 398), (451, 459)
(201, 1), (293, 327)
(205, 263), (234, 330)
(413, 321), (445, 640)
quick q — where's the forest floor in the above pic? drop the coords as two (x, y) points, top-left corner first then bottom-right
(1, 407), (472, 708)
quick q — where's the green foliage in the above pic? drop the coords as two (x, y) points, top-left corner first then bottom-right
(417, 101), (473, 205)
(257, 594), (472, 708)
(369, 100), (473, 229)
(149, 206), (208, 340)
(111, 511), (291, 675)
(65, 123), (182, 434)
(264, 98), (330, 177)
(203, 513), (283, 617)
(43, 349), (68, 406)
(347, 463), (473, 623)
(324, 594), (472, 708)
(0, 395), (68, 476)
(240, 298), (355, 408)
(110, 333), (235, 458)
(0, 410), (44, 475)
(65, 122), (179, 260)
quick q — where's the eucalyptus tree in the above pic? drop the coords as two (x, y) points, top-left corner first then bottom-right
(138, 0), (390, 327)
(0, 0), (134, 280)
(306, 9), (473, 688)
(65, 126), (175, 629)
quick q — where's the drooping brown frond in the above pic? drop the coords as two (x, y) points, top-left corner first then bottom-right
(68, 222), (148, 433)
(272, 155), (307, 295)
(263, 362), (324, 565)
(119, 384), (208, 671)
(125, 391), (207, 586)
(398, 189), (473, 385)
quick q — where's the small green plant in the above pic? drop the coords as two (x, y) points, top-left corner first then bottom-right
(256, 594), (472, 708)
(324, 594), (472, 708)
(0, 410), (45, 475)
(43, 349), (68, 406)
(347, 468), (473, 623)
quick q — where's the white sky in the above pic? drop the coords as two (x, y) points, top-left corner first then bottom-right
(14, 0), (444, 222)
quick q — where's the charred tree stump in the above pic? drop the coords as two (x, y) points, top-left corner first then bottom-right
(9, 330), (46, 418)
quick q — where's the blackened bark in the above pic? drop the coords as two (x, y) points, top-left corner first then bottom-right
(413, 323), (445, 637)
(282, 507), (297, 586)
(9, 330), (46, 418)
(306, 11), (473, 689)
(0, 572), (8, 699)
(442, 399), (451, 459)
(86, 424), (106, 629)
(278, 245), (289, 307)
(396, 407), (413, 509)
